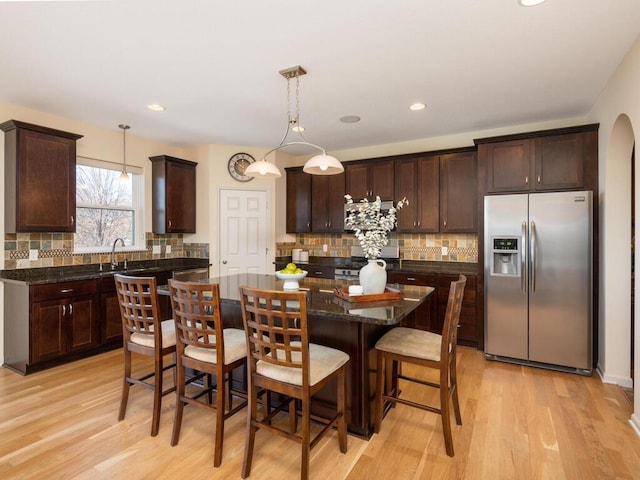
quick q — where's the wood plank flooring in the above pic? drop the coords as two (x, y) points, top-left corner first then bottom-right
(0, 347), (638, 479)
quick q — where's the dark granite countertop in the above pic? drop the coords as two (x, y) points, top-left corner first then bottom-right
(158, 273), (433, 326)
(275, 256), (478, 275)
(0, 258), (211, 285)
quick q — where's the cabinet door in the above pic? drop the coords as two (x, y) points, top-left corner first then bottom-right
(166, 160), (196, 232)
(485, 139), (532, 193)
(69, 296), (100, 353)
(311, 176), (330, 232)
(345, 163), (369, 200)
(101, 290), (123, 345)
(416, 156), (440, 232)
(369, 160), (395, 201)
(326, 172), (346, 233)
(16, 129), (77, 232)
(436, 274), (477, 345)
(31, 300), (65, 363)
(388, 272), (436, 331)
(286, 169), (311, 233)
(394, 159), (418, 231)
(440, 152), (477, 232)
(534, 133), (584, 191)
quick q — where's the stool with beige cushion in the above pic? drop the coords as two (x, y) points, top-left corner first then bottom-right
(374, 274), (466, 456)
(239, 286), (349, 480)
(114, 274), (177, 437)
(168, 279), (248, 467)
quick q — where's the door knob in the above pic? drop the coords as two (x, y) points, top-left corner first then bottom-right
(222, 260), (227, 264)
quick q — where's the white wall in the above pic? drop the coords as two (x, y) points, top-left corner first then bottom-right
(588, 34), (640, 432)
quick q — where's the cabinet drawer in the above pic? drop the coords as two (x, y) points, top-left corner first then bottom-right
(388, 272), (435, 286)
(306, 265), (335, 279)
(32, 280), (98, 302)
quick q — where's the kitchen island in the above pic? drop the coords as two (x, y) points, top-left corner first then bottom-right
(160, 273), (433, 438)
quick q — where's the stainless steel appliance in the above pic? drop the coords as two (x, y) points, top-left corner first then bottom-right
(484, 191), (592, 374)
(334, 245), (399, 280)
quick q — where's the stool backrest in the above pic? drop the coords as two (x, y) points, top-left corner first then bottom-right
(114, 274), (161, 343)
(441, 275), (466, 361)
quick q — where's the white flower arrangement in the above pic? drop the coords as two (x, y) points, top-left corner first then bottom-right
(344, 194), (407, 259)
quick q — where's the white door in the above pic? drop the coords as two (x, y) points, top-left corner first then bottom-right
(219, 189), (270, 277)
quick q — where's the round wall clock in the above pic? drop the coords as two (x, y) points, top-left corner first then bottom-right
(227, 152), (256, 182)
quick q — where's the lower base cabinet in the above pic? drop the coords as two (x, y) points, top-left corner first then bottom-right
(3, 269), (180, 375)
(388, 271), (479, 347)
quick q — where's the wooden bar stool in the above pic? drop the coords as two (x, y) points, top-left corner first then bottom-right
(374, 275), (466, 456)
(168, 279), (248, 467)
(239, 286), (349, 480)
(114, 274), (177, 437)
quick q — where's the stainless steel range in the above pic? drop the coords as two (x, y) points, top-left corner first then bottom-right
(334, 245), (400, 280)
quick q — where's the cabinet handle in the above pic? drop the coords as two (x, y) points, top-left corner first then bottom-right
(443, 220), (447, 227)
(168, 220), (172, 228)
(413, 221), (416, 227)
(70, 216), (74, 225)
(60, 288), (74, 293)
(407, 277), (416, 281)
(537, 175), (541, 183)
(69, 304), (73, 314)
(315, 271), (323, 276)
(417, 221), (420, 227)
(525, 176), (529, 184)
(62, 305), (66, 315)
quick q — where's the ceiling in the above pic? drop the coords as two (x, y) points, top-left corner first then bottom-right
(1, 0), (640, 154)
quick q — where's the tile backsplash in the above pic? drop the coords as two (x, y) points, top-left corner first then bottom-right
(277, 233), (478, 263)
(4, 232), (209, 269)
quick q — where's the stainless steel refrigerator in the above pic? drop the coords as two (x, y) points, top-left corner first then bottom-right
(484, 191), (592, 374)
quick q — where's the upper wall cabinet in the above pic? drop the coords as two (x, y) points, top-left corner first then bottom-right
(394, 156), (439, 232)
(311, 172), (346, 233)
(149, 155), (198, 234)
(345, 159), (394, 201)
(478, 125), (598, 194)
(285, 168), (312, 233)
(440, 151), (477, 232)
(1, 120), (83, 233)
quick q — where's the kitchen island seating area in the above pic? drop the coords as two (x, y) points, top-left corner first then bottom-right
(374, 274), (466, 457)
(239, 286), (349, 480)
(113, 274), (177, 437)
(113, 273), (432, 473)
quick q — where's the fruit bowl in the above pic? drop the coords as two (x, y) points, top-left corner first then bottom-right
(275, 270), (308, 290)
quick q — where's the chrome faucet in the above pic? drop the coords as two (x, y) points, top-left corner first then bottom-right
(111, 238), (125, 270)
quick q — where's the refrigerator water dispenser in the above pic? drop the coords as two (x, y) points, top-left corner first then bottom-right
(491, 237), (519, 276)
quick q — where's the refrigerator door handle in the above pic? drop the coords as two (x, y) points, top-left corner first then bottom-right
(530, 220), (537, 292)
(521, 220), (527, 293)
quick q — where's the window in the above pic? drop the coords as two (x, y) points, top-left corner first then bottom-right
(74, 158), (143, 251)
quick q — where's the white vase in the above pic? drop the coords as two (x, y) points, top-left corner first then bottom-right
(359, 259), (387, 295)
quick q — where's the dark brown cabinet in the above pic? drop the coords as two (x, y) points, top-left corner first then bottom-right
(436, 274), (477, 346)
(388, 272), (437, 331)
(150, 155), (197, 234)
(311, 172), (345, 233)
(1, 120), (82, 233)
(394, 156), (439, 232)
(306, 265), (335, 279)
(30, 280), (100, 365)
(440, 151), (477, 232)
(345, 159), (394, 201)
(286, 168), (312, 233)
(483, 129), (597, 194)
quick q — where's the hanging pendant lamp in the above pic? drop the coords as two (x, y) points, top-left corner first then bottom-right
(245, 65), (343, 178)
(119, 124), (130, 183)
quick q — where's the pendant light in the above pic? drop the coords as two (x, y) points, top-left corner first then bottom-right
(245, 65), (343, 178)
(119, 124), (130, 183)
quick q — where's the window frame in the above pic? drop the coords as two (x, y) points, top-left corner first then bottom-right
(73, 157), (145, 254)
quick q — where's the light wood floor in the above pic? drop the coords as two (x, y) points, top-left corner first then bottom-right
(0, 347), (638, 480)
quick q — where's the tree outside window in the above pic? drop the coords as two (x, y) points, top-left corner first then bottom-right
(75, 164), (136, 248)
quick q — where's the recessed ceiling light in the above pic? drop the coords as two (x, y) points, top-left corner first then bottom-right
(519, 0), (546, 6)
(340, 115), (361, 124)
(292, 125), (305, 132)
(409, 103), (426, 111)
(147, 104), (166, 111)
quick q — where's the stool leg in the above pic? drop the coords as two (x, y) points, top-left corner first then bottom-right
(151, 355), (163, 437)
(171, 359), (186, 446)
(337, 365), (347, 453)
(214, 369), (225, 467)
(118, 346), (132, 421)
(242, 380), (258, 479)
(374, 350), (385, 433)
(300, 395), (311, 480)
(440, 366), (454, 456)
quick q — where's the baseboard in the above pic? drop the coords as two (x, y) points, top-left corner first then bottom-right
(596, 364), (633, 388)
(630, 413), (640, 438)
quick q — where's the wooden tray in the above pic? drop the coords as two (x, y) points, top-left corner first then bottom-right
(334, 286), (403, 303)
